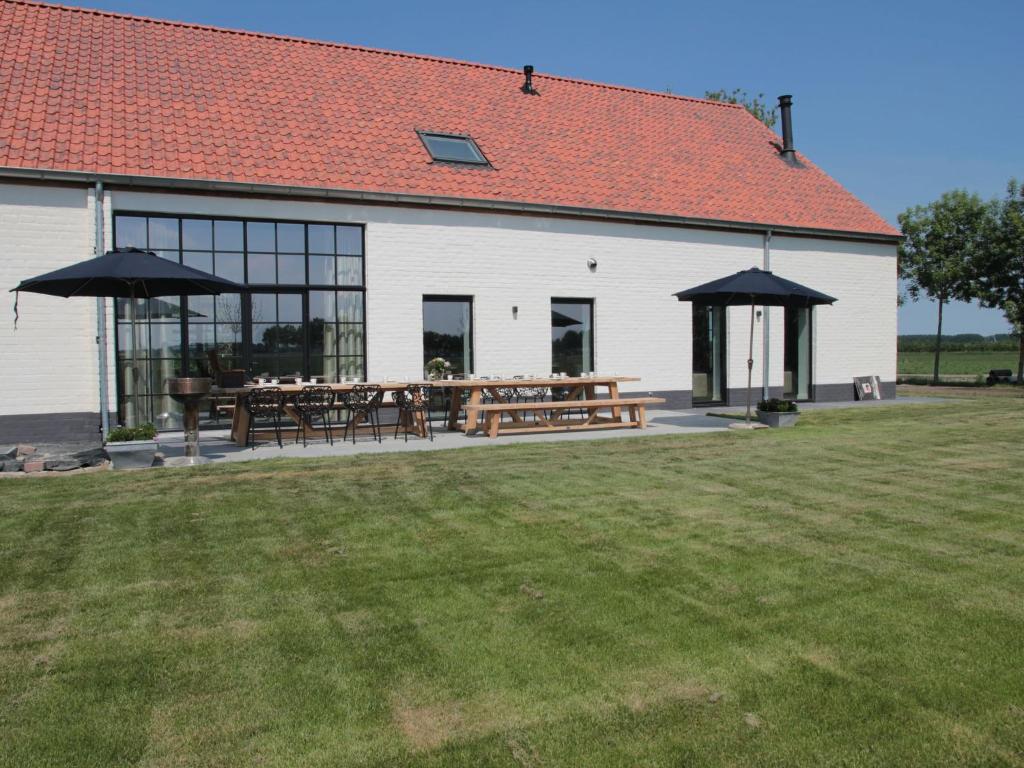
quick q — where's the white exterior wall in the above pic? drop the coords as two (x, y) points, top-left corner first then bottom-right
(0, 182), (897, 432)
(0, 183), (100, 416)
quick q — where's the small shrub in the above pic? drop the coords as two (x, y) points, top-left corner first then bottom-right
(106, 423), (157, 443)
(757, 398), (798, 413)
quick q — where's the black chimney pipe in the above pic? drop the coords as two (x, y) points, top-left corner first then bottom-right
(778, 94), (795, 160)
(521, 65), (538, 95)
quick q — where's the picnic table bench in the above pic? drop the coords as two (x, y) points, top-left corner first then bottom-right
(986, 369), (1014, 384)
(466, 396), (666, 438)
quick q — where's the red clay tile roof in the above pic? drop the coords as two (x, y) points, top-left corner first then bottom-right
(0, 0), (899, 238)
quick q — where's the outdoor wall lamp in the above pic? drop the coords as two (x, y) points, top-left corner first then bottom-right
(587, 258), (597, 272)
(512, 305), (518, 319)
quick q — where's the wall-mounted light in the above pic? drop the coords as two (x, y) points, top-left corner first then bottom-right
(587, 258), (597, 272)
(512, 305), (518, 319)
(756, 309), (763, 321)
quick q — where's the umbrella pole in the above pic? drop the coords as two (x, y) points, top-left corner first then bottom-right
(746, 302), (755, 424)
(130, 291), (142, 427)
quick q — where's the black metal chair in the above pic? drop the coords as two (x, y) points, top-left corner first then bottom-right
(393, 385), (434, 442)
(338, 384), (383, 443)
(293, 385), (335, 447)
(244, 386), (284, 450)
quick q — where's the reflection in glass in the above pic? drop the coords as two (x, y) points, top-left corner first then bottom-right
(551, 300), (593, 376)
(336, 226), (362, 255)
(692, 304), (726, 404)
(183, 251), (213, 274)
(277, 223), (304, 253)
(246, 221), (275, 252)
(308, 224), (334, 254)
(115, 216), (147, 248)
(247, 252), (275, 283)
(148, 218), (179, 250)
(214, 220), (243, 251)
(214, 252), (244, 283)
(423, 297), (472, 375)
(182, 219), (212, 250)
(277, 254), (305, 284)
(784, 307), (812, 400)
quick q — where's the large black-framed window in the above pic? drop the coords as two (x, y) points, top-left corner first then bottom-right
(784, 306), (813, 401)
(551, 299), (594, 377)
(422, 296), (473, 376)
(692, 304), (726, 405)
(113, 213), (366, 428)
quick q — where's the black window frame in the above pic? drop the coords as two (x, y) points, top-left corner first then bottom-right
(550, 297), (595, 377)
(691, 303), (728, 406)
(416, 130), (490, 166)
(111, 212), (368, 425)
(422, 295), (475, 376)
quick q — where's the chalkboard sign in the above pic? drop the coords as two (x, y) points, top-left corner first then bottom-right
(853, 375), (882, 400)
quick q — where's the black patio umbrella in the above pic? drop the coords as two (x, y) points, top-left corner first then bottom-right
(673, 267), (836, 426)
(11, 247), (242, 426)
(551, 309), (583, 328)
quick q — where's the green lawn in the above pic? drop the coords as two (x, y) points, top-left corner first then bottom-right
(897, 349), (1019, 376)
(2, 396), (1024, 767)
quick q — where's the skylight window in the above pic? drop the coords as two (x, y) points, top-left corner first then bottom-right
(418, 132), (489, 165)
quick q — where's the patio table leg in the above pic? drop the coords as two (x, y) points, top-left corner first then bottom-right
(232, 394), (249, 447)
(447, 386), (465, 431)
(607, 381), (623, 420)
(463, 388), (483, 433)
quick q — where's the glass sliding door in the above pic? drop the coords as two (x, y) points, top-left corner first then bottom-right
(692, 304), (726, 404)
(423, 296), (473, 375)
(784, 306), (812, 400)
(551, 299), (594, 376)
(113, 214), (366, 428)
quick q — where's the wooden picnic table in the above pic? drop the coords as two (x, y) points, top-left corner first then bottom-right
(429, 375), (642, 434)
(213, 381), (431, 447)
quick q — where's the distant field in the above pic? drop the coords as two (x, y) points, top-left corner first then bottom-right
(897, 350), (1019, 375)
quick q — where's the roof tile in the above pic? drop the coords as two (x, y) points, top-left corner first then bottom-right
(0, 0), (898, 237)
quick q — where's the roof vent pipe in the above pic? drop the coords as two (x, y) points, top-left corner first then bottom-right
(521, 65), (538, 95)
(778, 94), (795, 160)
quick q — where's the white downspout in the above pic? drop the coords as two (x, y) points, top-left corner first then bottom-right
(762, 229), (772, 401)
(94, 181), (110, 437)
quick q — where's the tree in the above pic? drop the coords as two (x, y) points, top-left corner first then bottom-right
(704, 89), (776, 128)
(897, 190), (993, 384)
(975, 179), (1024, 382)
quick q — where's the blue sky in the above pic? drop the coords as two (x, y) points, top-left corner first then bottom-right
(72, 0), (1024, 335)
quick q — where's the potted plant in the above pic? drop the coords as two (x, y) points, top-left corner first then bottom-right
(424, 357), (451, 381)
(104, 423), (159, 469)
(756, 398), (800, 428)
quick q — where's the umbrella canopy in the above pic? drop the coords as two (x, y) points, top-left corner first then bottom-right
(673, 267), (836, 308)
(11, 247), (242, 432)
(10, 247), (241, 299)
(674, 267), (836, 426)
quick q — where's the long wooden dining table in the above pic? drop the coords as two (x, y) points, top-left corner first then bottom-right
(212, 375), (643, 446)
(429, 375), (642, 433)
(213, 381), (428, 447)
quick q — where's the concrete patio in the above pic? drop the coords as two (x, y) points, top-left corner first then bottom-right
(156, 396), (944, 466)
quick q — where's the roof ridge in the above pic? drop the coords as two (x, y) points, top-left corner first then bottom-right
(3, 0), (745, 110)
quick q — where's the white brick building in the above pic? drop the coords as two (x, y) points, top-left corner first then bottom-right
(0, 2), (899, 443)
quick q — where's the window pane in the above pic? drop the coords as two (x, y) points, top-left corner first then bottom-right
(214, 220), (243, 251)
(181, 219), (213, 250)
(188, 295), (214, 321)
(338, 357), (364, 378)
(214, 253), (244, 283)
(251, 323), (277, 353)
(187, 323), (216, 354)
(250, 294), (277, 323)
(153, 249), (179, 263)
(148, 218), (179, 250)
(115, 216), (147, 248)
(277, 254), (305, 285)
(246, 221), (275, 252)
(278, 293), (303, 323)
(551, 300), (593, 377)
(247, 253), (275, 283)
(336, 226), (362, 255)
(214, 294), (242, 325)
(277, 223), (305, 253)
(183, 251), (213, 274)
(423, 297), (472, 375)
(337, 256), (362, 285)
(338, 291), (363, 323)
(150, 322), (182, 358)
(149, 296), (182, 321)
(309, 290), (336, 324)
(308, 224), (334, 254)
(338, 323), (363, 356)
(309, 255), (335, 286)
(422, 134), (486, 164)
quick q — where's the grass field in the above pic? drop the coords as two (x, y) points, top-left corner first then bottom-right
(2, 395), (1024, 766)
(897, 349), (1019, 376)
